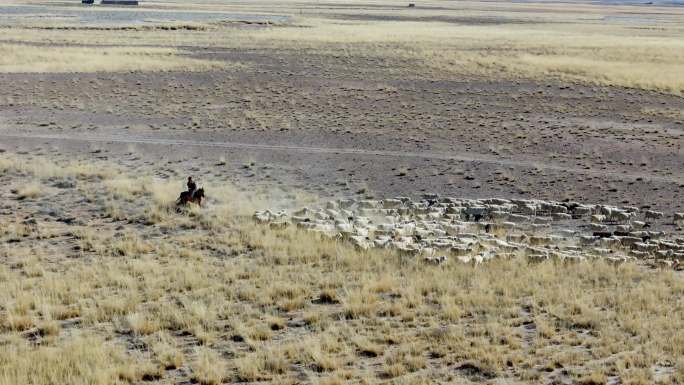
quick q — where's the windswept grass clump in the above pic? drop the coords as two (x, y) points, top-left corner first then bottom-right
(191, 347), (226, 385)
(14, 182), (42, 199)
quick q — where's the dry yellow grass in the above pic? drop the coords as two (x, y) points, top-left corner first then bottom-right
(0, 151), (683, 383)
(14, 182), (42, 199)
(1, 0), (682, 92)
(0, 155), (115, 180)
(191, 347), (226, 385)
(236, 19), (684, 93)
(0, 335), (135, 385)
(0, 43), (227, 73)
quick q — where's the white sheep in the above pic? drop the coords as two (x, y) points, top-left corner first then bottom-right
(632, 221), (646, 229)
(611, 210), (633, 223)
(591, 214), (607, 223)
(590, 223), (608, 232)
(644, 210), (664, 220)
(423, 255), (448, 265)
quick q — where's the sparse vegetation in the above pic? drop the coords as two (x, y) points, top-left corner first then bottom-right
(0, 4), (682, 92)
(1, 0), (683, 383)
(0, 43), (227, 73)
(0, 152), (682, 384)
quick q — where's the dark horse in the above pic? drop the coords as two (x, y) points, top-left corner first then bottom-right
(176, 188), (205, 207)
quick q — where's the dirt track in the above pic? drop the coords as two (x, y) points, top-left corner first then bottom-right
(3, 132), (684, 185)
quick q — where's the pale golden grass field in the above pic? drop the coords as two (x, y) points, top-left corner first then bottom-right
(0, 43), (227, 73)
(1, 152), (683, 384)
(1, 0), (683, 92)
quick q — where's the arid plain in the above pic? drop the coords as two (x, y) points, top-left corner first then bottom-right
(1, 0), (684, 384)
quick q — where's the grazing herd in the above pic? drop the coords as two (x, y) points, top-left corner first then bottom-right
(254, 195), (684, 269)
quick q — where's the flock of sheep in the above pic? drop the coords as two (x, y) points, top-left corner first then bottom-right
(254, 195), (684, 269)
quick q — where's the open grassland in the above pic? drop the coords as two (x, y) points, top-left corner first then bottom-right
(1, 152), (683, 384)
(1, 0), (683, 92)
(1, 1), (683, 383)
(236, 19), (684, 93)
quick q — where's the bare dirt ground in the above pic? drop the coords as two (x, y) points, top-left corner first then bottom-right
(2, 65), (683, 212)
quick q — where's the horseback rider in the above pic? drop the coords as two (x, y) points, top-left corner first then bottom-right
(176, 176), (204, 208)
(187, 176), (197, 198)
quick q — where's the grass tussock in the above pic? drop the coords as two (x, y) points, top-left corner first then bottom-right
(14, 182), (42, 199)
(191, 347), (226, 385)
